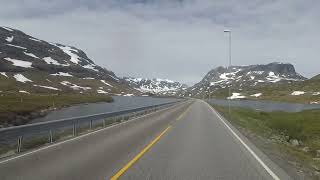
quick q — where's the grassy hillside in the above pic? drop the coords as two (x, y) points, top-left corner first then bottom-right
(0, 71), (135, 95)
(0, 93), (113, 127)
(312, 74), (320, 80)
(213, 105), (320, 178)
(208, 79), (320, 104)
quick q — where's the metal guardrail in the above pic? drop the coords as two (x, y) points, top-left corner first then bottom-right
(0, 100), (182, 157)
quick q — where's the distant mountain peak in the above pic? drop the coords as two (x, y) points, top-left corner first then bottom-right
(181, 62), (306, 97)
(124, 77), (187, 96)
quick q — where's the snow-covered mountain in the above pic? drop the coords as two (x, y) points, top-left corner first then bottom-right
(182, 62), (306, 97)
(124, 77), (187, 96)
(0, 26), (137, 95)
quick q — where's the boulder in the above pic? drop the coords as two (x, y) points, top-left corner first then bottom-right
(290, 139), (299, 147)
(302, 147), (310, 153)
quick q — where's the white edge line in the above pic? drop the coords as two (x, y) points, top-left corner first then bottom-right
(204, 101), (280, 180)
(0, 102), (186, 165)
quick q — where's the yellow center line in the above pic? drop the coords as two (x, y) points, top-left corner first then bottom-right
(110, 125), (172, 180)
(176, 104), (193, 121)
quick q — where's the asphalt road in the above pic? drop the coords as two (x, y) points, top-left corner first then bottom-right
(0, 100), (291, 180)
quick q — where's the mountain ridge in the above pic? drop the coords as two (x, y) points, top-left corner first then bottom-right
(181, 62), (307, 97)
(0, 26), (137, 95)
(124, 77), (187, 96)
(1, 26), (318, 100)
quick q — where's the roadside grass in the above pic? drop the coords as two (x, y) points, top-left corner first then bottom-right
(212, 105), (320, 176)
(0, 93), (113, 126)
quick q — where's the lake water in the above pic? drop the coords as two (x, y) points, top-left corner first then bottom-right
(207, 99), (320, 112)
(31, 96), (318, 124)
(31, 96), (179, 123)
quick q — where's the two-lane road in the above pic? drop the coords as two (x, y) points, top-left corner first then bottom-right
(119, 100), (291, 180)
(0, 100), (291, 180)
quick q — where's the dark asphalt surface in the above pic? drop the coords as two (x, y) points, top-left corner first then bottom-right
(121, 100), (291, 180)
(0, 100), (291, 180)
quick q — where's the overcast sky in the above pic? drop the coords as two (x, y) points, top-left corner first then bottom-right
(0, 0), (319, 85)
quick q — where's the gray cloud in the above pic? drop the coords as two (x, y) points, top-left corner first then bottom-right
(0, 0), (319, 85)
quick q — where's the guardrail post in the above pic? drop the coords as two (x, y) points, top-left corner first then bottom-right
(73, 123), (77, 136)
(17, 136), (23, 153)
(90, 120), (93, 130)
(0, 102), (177, 157)
(49, 130), (53, 143)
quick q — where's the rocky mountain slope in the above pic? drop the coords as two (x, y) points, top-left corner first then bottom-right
(311, 74), (320, 80)
(182, 62), (307, 98)
(0, 26), (137, 95)
(124, 77), (187, 96)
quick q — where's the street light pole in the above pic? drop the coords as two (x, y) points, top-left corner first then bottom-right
(224, 29), (232, 114)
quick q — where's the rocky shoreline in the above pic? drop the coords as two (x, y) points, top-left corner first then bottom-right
(0, 106), (62, 128)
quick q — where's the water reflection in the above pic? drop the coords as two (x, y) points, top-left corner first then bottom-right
(31, 96), (178, 123)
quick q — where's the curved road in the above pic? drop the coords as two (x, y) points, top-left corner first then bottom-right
(0, 100), (291, 180)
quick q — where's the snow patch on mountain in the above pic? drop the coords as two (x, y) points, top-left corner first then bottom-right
(155, 78), (174, 83)
(83, 64), (98, 72)
(123, 94), (134, 96)
(14, 74), (33, 83)
(29, 37), (41, 42)
(97, 90), (108, 94)
(101, 80), (113, 87)
(60, 81), (91, 91)
(50, 72), (73, 77)
(33, 85), (60, 91)
(0, 72), (8, 78)
(266, 72), (282, 82)
(19, 90), (30, 94)
(4, 58), (33, 68)
(250, 93), (262, 97)
(55, 44), (81, 64)
(6, 44), (26, 50)
(43, 57), (69, 66)
(228, 93), (246, 99)
(291, 91), (305, 96)
(1, 27), (13, 32)
(310, 101), (319, 104)
(266, 72), (301, 83)
(313, 92), (320, 96)
(5, 36), (13, 42)
(23, 52), (39, 59)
